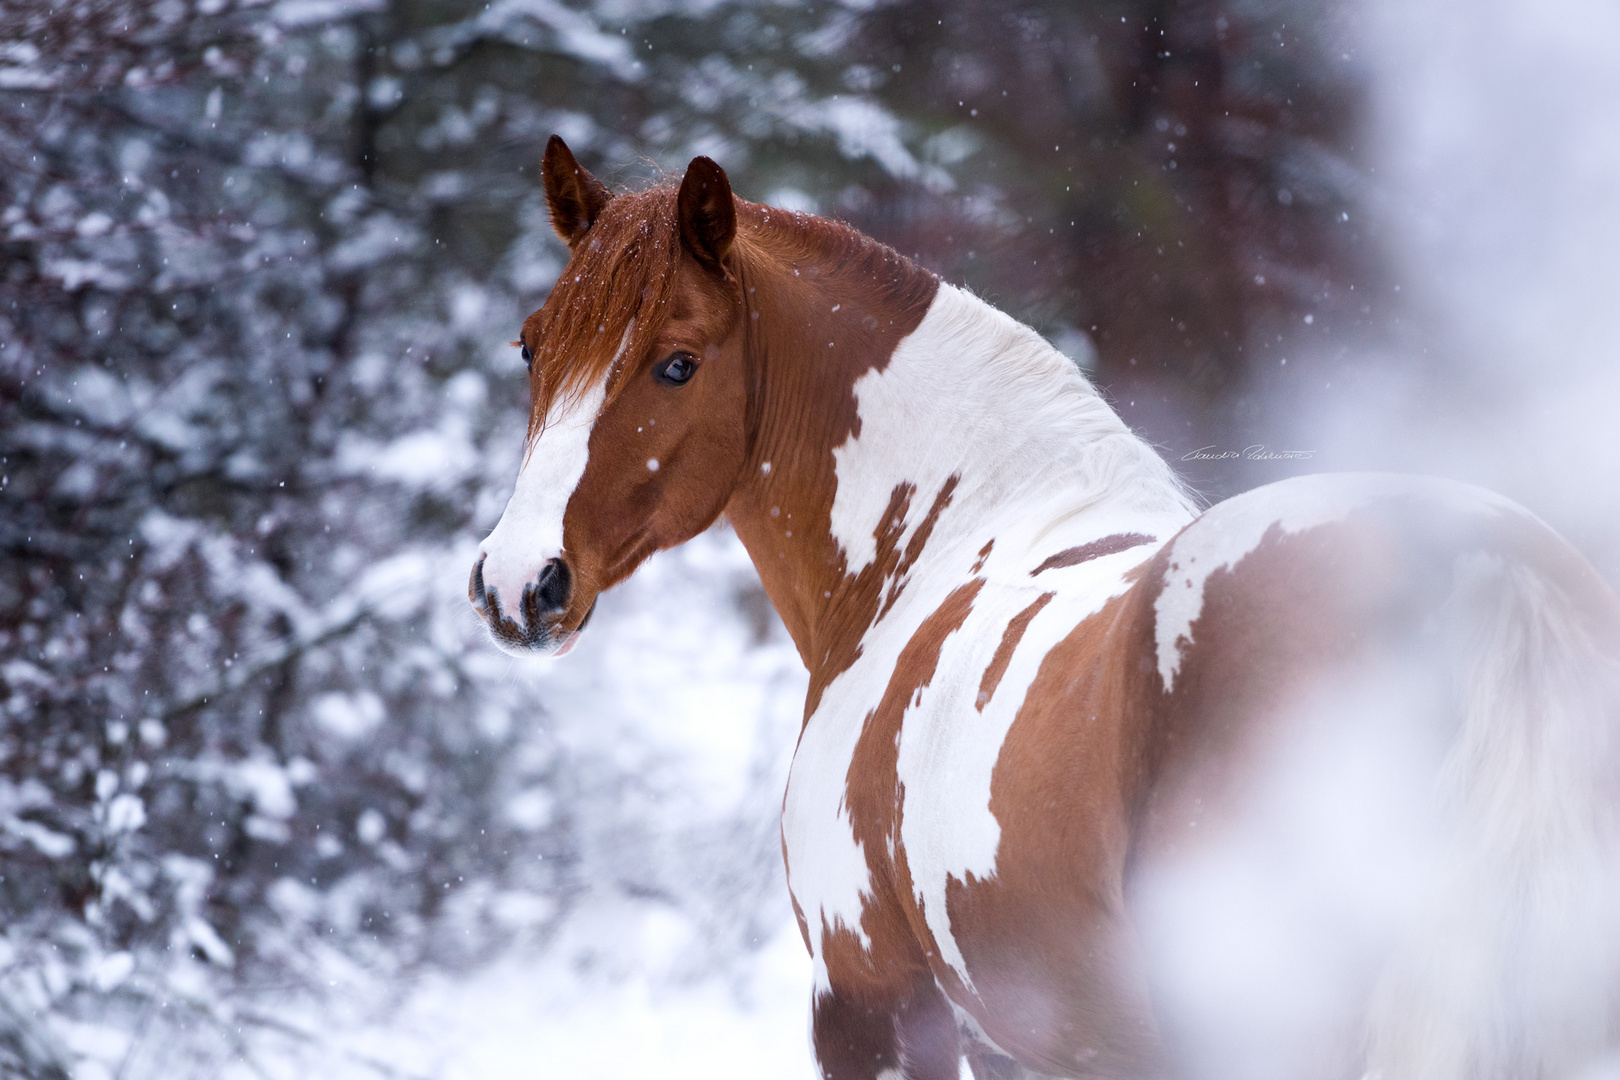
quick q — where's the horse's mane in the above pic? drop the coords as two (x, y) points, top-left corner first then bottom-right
(524, 181), (937, 447)
(525, 183), (684, 442)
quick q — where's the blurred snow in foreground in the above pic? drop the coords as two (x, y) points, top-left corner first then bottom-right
(1300, 0), (1620, 576)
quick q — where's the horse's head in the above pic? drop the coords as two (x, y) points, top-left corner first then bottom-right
(471, 137), (748, 656)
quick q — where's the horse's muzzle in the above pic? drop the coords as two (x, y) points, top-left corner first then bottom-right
(469, 553), (577, 654)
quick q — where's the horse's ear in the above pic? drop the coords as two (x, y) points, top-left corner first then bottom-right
(677, 156), (736, 271)
(542, 135), (611, 249)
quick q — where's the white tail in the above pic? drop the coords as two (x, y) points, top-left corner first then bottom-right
(1367, 548), (1620, 1079)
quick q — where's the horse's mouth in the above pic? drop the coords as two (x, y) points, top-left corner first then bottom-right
(551, 599), (598, 657)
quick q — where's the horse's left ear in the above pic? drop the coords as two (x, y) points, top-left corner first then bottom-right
(677, 156), (736, 271)
(542, 135), (611, 249)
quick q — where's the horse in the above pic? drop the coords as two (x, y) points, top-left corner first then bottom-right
(470, 136), (1620, 1080)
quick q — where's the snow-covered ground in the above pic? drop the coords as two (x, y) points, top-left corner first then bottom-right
(381, 525), (815, 1080)
(379, 526), (816, 1080)
(335, 913), (811, 1079)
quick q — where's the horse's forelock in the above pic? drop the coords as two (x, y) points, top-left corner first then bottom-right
(526, 184), (684, 442)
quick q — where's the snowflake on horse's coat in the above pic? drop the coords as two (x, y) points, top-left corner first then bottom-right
(471, 136), (1620, 1080)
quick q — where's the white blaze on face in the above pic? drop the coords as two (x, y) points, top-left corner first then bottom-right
(478, 376), (608, 613)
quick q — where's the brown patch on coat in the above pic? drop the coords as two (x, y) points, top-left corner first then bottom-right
(971, 539), (995, 574)
(1133, 506), (1476, 867)
(813, 975), (960, 1080)
(798, 480), (912, 718)
(879, 475), (962, 622)
(976, 592), (1055, 711)
(1030, 532), (1157, 576)
(929, 584), (1168, 1078)
(719, 201), (941, 694)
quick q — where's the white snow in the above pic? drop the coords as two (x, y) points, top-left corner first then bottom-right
(327, 915), (813, 1080)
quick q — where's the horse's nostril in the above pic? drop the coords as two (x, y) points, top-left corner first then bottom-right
(535, 558), (571, 612)
(474, 556), (572, 650)
(470, 554), (490, 610)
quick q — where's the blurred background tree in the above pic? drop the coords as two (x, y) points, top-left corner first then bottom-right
(0, 0), (1399, 1075)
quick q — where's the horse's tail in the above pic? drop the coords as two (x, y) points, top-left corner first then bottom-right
(1366, 539), (1620, 1078)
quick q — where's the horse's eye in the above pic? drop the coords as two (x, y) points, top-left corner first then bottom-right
(654, 351), (698, 386)
(520, 343), (533, 370)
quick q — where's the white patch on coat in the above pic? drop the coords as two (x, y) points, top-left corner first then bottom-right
(786, 283), (1194, 998)
(1152, 473), (1519, 692)
(478, 376), (608, 610)
(826, 284), (1193, 581)
(783, 689), (878, 993)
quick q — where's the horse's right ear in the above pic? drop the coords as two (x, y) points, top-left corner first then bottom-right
(677, 156), (736, 272)
(541, 135), (611, 249)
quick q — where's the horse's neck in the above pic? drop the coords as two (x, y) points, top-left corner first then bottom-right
(726, 255), (1193, 683)
(827, 284), (1192, 569)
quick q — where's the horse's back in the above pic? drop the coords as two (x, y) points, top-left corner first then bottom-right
(1120, 472), (1620, 1080)
(1134, 472), (1616, 837)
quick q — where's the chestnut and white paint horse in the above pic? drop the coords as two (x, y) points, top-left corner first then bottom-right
(472, 137), (1620, 1080)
